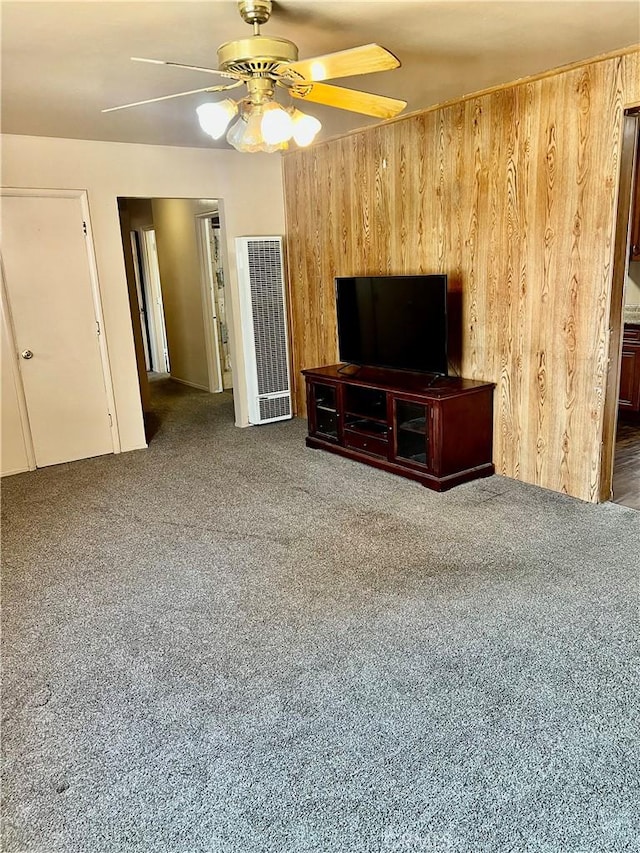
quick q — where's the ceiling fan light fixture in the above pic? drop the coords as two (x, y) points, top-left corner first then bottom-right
(202, 98), (321, 153)
(226, 104), (285, 153)
(226, 113), (249, 150)
(260, 102), (293, 144)
(196, 99), (238, 139)
(291, 109), (322, 147)
(107, 6), (407, 149)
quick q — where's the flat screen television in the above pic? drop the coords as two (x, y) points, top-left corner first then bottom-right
(335, 274), (448, 375)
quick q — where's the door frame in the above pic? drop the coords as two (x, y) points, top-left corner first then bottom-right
(138, 226), (170, 374)
(196, 210), (225, 393)
(129, 230), (152, 372)
(601, 112), (639, 500)
(0, 187), (121, 456)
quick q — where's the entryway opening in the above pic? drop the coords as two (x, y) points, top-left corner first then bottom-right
(608, 111), (640, 510)
(117, 197), (235, 442)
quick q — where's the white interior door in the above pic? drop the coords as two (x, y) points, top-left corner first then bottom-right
(140, 228), (170, 373)
(1, 194), (114, 468)
(130, 231), (151, 372)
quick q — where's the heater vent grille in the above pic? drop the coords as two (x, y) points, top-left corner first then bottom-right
(236, 236), (292, 424)
(259, 394), (291, 421)
(247, 239), (288, 396)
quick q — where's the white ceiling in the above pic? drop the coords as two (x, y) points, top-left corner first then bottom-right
(2, 0), (639, 150)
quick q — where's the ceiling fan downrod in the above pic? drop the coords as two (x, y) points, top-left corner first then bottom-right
(238, 0), (273, 34)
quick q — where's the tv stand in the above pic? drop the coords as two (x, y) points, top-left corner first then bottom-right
(303, 364), (495, 491)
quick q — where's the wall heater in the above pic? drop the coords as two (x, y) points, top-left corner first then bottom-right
(236, 236), (292, 424)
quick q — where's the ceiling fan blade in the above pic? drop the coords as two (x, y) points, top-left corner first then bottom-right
(291, 82), (407, 119)
(131, 57), (243, 80)
(284, 44), (400, 83)
(102, 85), (233, 114)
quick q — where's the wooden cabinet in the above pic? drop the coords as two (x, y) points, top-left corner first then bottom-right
(303, 364), (495, 491)
(619, 325), (640, 412)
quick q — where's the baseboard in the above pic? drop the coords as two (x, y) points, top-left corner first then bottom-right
(170, 375), (210, 392)
(1, 465), (32, 477)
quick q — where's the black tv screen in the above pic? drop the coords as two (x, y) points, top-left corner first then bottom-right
(335, 275), (448, 375)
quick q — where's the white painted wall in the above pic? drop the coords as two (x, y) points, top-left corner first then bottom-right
(1, 134), (285, 455)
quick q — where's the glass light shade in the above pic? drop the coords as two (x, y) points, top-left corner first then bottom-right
(227, 106), (287, 153)
(261, 103), (293, 145)
(291, 109), (322, 147)
(242, 110), (267, 152)
(226, 115), (248, 150)
(196, 100), (238, 140)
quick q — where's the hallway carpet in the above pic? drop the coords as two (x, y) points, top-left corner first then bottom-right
(2, 380), (639, 852)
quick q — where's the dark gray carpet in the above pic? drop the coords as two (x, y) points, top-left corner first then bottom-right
(2, 379), (639, 853)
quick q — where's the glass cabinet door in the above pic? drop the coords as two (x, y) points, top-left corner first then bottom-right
(310, 382), (339, 440)
(392, 398), (430, 467)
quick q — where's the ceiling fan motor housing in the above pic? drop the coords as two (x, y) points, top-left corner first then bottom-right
(238, 1), (273, 26)
(217, 35), (299, 77)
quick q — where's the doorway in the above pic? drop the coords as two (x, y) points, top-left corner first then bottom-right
(118, 197), (235, 438)
(609, 113), (640, 510)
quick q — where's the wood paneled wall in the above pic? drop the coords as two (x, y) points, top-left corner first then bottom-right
(283, 48), (640, 502)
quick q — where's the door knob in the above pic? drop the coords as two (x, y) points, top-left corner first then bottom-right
(21, 350), (34, 360)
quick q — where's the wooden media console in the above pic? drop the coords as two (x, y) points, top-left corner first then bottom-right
(303, 364), (495, 491)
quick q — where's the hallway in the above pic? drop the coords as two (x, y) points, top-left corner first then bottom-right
(143, 375), (235, 445)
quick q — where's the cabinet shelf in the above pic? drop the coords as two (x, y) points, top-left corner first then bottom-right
(398, 417), (426, 434)
(344, 417), (389, 436)
(344, 386), (387, 422)
(345, 410), (387, 425)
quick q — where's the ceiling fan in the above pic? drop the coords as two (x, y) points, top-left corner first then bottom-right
(103, 0), (407, 152)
